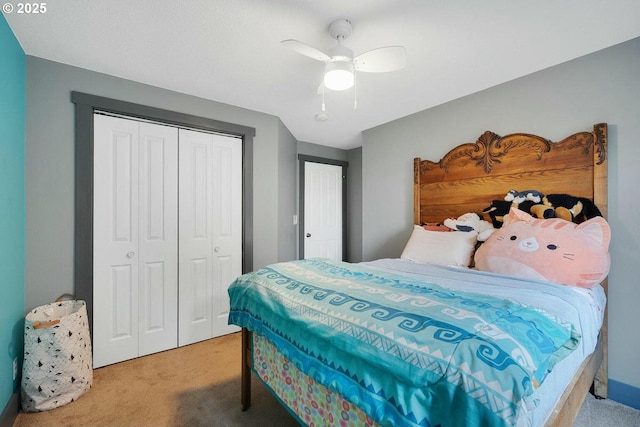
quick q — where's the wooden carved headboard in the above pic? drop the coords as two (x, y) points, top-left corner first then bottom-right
(413, 123), (608, 225)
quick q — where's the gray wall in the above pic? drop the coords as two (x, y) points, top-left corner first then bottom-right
(298, 141), (348, 161)
(25, 56), (293, 310)
(277, 120), (298, 262)
(362, 37), (640, 394)
(347, 147), (363, 263)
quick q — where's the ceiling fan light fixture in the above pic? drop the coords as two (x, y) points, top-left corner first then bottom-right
(283, 18), (406, 94)
(324, 61), (354, 91)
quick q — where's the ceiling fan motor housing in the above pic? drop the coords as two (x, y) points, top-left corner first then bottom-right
(328, 18), (353, 40)
(329, 43), (353, 61)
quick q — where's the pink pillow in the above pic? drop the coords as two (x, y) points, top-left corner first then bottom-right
(474, 208), (610, 288)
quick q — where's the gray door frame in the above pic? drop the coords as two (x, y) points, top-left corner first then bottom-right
(298, 155), (348, 260)
(72, 91), (255, 333)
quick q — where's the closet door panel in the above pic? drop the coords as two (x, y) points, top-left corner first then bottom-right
(179, 130), (242, 345)
(111, 265), (134, 338)
(142, 262), (165, 328)
(93, 115), (140, 368)
(179, 130), (214, 346)
(138, 123), (178, 357)
(210, 136), (242, 337)
(189, 258), (209, 321)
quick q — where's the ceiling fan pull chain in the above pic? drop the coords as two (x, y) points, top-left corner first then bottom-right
(315, 85), (328, 121)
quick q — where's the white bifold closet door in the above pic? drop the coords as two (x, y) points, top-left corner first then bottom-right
(178, 129), (242, 346)
(93, 115), (179, 368)
(93, 115), (242, 368)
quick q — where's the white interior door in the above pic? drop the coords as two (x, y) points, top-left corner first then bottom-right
(304, 162), (343, 260)
(178, 129), (241, 346)
(93, 115), (178, 368)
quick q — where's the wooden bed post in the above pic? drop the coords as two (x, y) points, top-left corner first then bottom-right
(413, 158), (421, 225)
(594, 282), (609, 399)
(241, 328), (252, 410)
(592, 122), (609, 399)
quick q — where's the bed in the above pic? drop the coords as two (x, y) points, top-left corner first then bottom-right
(229, 123), (609, 427)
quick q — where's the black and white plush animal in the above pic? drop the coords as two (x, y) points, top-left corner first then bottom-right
(504, 189), (544, 204)
(483, 200), (537, 228)
(534, 194), (603, 223)
(444, 212), (496, 241)
(483, 200), (512, 228)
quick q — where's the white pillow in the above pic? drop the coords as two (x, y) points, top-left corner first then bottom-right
(400, 225), (478, 267)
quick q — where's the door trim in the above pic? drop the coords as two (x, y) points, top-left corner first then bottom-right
(298, 155), (348, 260)
(72, 91), (255, 334)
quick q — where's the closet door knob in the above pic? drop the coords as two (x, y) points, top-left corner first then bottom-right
(214, 246), (221, 253)
(126, 251), (135, 259)
(306, 233), (311, 238)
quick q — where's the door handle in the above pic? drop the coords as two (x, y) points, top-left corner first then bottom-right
(126, 251), (135, 259)
(306, 233), (311, 238)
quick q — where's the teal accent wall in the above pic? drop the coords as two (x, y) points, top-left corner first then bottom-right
(0, 14), (26, 412)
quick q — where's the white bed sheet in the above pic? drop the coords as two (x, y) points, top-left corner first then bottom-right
(362, 258), (606, 427)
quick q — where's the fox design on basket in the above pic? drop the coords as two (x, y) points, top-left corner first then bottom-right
(474, 208), (611, 288)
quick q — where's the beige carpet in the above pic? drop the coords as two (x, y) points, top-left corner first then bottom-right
(13, 332), (298, 427)
(13, 332), (640, 427)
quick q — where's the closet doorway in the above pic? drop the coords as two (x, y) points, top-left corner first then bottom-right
(92, 114), (242, 367)
(73, 92), (255, 368)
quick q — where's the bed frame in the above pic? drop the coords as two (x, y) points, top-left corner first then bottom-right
(241, 123), (608, 426)
(413, 123), (608, 426)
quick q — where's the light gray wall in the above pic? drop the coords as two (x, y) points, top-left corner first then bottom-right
(362, 37), (640, 393)
(298, 140), (348, 161)
(278, 120), (298, 262)
(25, 56), (292, 310)
(347, 147), (363, 263)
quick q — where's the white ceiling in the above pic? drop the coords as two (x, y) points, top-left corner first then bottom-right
(6, 0), (640, 149)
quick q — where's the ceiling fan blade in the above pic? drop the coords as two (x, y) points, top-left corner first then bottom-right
(353, 46), (406, 72)
(281, 39), (331, 62)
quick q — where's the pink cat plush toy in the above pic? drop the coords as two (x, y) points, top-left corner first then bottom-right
(474, 208), (611, 288)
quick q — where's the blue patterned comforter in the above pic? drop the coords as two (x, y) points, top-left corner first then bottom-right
(228, 259), (580, 427)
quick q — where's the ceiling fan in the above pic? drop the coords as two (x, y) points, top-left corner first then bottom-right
(282, 18), (407, 92)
